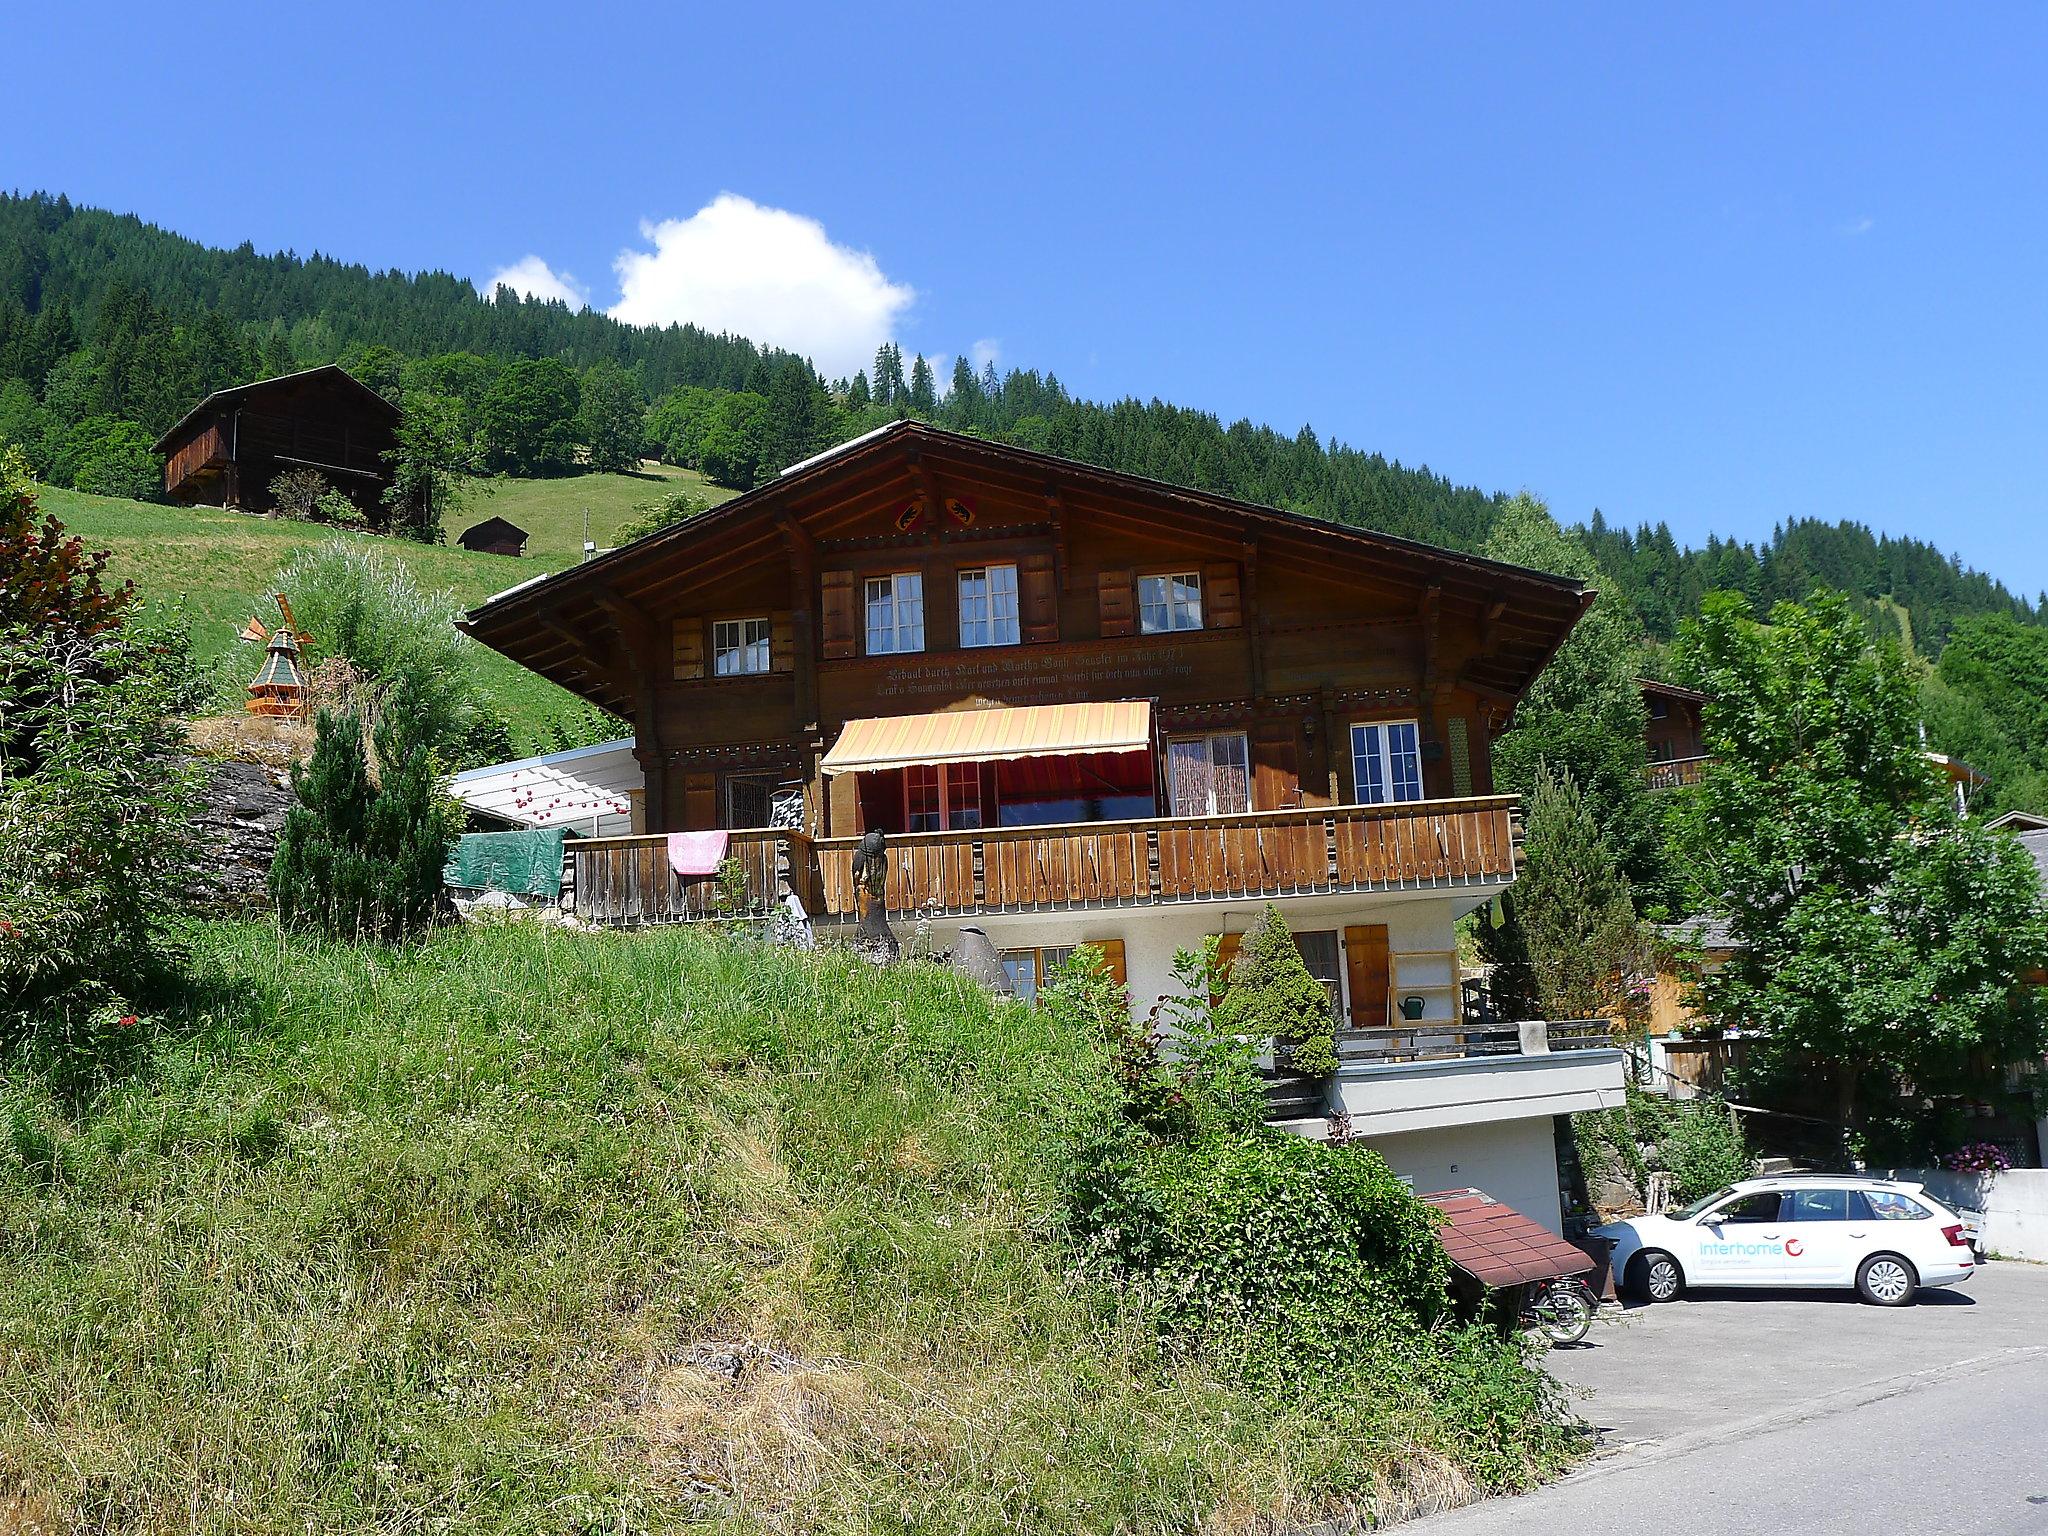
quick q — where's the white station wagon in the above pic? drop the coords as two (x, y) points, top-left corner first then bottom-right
(1595, 1176), (1977, 1306)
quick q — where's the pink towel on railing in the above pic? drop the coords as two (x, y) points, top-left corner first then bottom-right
(666, 830), (730, 877)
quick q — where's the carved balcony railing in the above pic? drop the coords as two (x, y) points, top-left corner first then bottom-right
(810, 795), (1522, 920)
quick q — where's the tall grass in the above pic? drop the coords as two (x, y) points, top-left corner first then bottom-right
(0, 923), (1572, 1533)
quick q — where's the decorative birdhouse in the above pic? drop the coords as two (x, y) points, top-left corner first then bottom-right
(240, 594), (313, 719)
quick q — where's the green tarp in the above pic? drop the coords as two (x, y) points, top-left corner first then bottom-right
(443, 828), (568, 897)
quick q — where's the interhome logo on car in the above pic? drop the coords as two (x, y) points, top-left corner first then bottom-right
(1703, 1239), (1788, 1258)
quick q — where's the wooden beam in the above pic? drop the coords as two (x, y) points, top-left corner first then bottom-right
(1242, 537), (1264, 701)
(777, 510), (820, 734)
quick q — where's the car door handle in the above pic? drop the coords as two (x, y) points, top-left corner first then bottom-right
(1849, 1231), (1866, 1239)
(1760, 1232), (1781, 1239)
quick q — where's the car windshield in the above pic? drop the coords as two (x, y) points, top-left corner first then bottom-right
(1669, 1186), (1738, 1220)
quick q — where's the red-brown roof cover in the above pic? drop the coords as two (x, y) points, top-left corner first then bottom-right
(1422, 1189), (1594, 1287)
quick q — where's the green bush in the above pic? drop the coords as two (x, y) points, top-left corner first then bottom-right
(1215, 903), (1338, 1076)
(1574, 1088), (1754, 1205)
(1067, 1126), (1578, 1492)
(0, 451), (200, 1089)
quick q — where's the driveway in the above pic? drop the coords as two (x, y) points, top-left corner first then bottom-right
(1405, 1260), (2048, 1534)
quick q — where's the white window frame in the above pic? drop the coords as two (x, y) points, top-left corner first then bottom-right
(865, 572), (925, 655)
(1167, 731), (1251, 817)
(1350, 718), (1424, 805)
(958, 563), (1020, 648)
(711, 616), (773, 677)
(1138, 570), (1204, 633)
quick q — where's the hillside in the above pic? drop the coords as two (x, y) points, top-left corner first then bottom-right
(0, 921), (1579, 1532)
(46, 465), (734, 747)
(3, 190), (2040, 663)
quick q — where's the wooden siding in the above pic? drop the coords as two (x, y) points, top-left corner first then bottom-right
(811, 795), (1519, 919)
(162, 421), (229, 496)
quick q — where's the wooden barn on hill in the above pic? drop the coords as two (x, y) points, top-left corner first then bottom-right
(457, 516), (529, 557)
(155, 365), (399, 519)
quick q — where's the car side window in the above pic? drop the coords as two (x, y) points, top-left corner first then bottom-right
(1707, 1191), (1783, 1224)
(1861, 1190), (1930, 1221)
(1789, 1189), (1851, 1221)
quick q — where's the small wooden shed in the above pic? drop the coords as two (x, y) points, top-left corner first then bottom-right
(457, 516), (530, 557)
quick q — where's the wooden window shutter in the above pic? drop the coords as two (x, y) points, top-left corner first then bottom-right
(1019, 551), (1058, 643)
(1202, 561), (1243, 629)
(1089, 937), (1127, 989)
(672, 619), (704, 681)
(682, 771), (716, 831)
(820, 570), (857, 659)
(1343, 925), (1390, 1030)
(1447, 717), (1472, 797)
(1251, 723), (1299, 812)
(771, 610), (795, 673)
(1097, 569), (1135, 637)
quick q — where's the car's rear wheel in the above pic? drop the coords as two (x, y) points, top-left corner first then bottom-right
(1633, 1249), (1683, 1303)
(1857, 1252), (1917, 1306)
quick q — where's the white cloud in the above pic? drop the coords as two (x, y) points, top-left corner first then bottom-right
(479, 255), (588, 309)
(970, 338), (1001, 372)
(608, 194), (916, 381)
(1843, 216), (1875, 237)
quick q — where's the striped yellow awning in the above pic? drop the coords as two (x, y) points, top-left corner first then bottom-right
(820, 701), (1153, 776)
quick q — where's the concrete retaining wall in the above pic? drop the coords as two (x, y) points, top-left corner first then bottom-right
(1893, 1167), (2048, 1263)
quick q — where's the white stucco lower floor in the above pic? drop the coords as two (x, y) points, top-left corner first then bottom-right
(883, 887), (1500, 1030)
(846, 887), (1627, 1236)
(1362, 1118), (1567, 1232)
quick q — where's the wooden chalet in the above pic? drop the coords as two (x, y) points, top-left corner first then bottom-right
(458, 516), (530, 557)
(1640, 677), (1708, 788)
(154, 365), (399, 518)
(463, 421), (1626, 1229)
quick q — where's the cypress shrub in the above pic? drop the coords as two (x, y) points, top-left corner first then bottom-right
(270, 695), (451, 944)
(1215, 903), (1339, 1076)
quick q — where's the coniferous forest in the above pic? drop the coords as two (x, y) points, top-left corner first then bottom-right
(2, 188), (2043, 694)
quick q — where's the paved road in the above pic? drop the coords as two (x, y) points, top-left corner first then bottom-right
(1405, 1261), (2048, 1534)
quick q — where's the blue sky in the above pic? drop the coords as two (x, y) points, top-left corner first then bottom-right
(12, 4), (2048, 593)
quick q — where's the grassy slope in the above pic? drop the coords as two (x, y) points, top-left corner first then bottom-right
(0, 923), (1560, 1533)
(45, 464), (736, 748)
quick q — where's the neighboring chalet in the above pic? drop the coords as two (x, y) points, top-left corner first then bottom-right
(154, 365), (398, 519)
(458, 516), (530, 557)
(461, 422), (1626, 1227)
(1639, 677), (1707, 788)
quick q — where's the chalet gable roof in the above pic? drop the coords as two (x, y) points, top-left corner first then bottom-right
(152, 364), (400, 453)
(458, 516), (530, 543)
(460, 421), (1595, 721)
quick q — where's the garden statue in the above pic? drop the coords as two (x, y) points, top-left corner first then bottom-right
(851, 829), (898, 961)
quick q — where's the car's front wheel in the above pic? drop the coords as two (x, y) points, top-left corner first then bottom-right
(1633, 1249), (1684, 1303)
(1857, 1253), (1918, 1307)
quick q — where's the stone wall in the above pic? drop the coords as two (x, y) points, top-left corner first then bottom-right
(187, 758), (293, 906)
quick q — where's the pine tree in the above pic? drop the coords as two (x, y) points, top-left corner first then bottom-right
(269, 710), (379, 939)
(1496, 766), (1646, 1023)
(871, 344), (896, 406)
(363, 687), (453, 943)
(907, 353), (936, 415)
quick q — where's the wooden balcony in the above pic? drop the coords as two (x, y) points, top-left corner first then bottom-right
(811, 795), (1521, 920)
(563, 797), (1521, 927)
(1645, 755), (1709, 789)
(565, 828), (807, 926)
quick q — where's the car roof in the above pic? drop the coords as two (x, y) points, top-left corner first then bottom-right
(1731, 1175), (1923, 1192)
